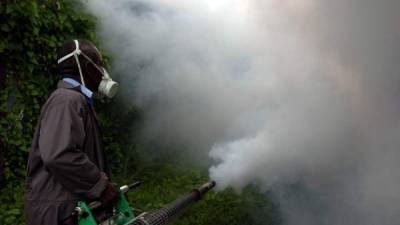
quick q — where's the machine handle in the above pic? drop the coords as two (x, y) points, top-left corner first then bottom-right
(86, 181), (141, 211)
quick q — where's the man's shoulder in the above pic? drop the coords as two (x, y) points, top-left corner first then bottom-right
(46, 87), (88, 109)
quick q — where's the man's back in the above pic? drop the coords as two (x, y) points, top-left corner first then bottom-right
(25, 80), (108, 225)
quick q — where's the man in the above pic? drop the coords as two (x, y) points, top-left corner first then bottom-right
(25, 40), (119, 225)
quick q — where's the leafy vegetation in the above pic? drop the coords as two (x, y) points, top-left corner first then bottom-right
(0, 1), (281, 225)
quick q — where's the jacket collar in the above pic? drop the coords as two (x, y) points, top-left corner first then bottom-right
(57, 78), (94, 103)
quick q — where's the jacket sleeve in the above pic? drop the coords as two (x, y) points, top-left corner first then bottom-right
(39, 98), (107, 199)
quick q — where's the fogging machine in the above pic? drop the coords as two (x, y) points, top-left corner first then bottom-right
(74, 181), (216, 225)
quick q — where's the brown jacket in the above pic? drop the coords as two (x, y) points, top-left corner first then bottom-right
(25, 80), (109, 225)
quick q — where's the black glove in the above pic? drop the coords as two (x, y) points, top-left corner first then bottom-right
(99, 182), (119, 208)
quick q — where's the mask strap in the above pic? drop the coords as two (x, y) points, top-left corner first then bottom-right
(80, 51), (106, 76)
(57, 40), (86, 86)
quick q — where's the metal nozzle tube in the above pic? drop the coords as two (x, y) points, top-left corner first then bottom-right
(130, 181), (216, 225)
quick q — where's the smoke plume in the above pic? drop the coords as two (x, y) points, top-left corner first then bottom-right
(82, 0), (400, 224)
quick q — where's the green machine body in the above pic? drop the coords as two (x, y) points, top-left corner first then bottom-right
(76, 183), (139, 225)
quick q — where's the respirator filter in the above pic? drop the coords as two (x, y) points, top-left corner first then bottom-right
(98, 69), (118, 98)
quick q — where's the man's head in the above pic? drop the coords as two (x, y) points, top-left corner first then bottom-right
(57, 40), (118, 98)
(57, 40), (103, 92)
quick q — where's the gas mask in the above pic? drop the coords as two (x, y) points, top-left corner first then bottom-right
(57, 40), (118, 98)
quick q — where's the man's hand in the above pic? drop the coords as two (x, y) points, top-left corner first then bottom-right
(99, 182), (119, 208)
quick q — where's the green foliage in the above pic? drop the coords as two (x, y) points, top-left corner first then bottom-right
(0, 0), (97, 184)
(0, 182), (25, 224)
(0, 0), (99, 224)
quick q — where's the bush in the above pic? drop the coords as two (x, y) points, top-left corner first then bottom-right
(0, 0), (97, 224)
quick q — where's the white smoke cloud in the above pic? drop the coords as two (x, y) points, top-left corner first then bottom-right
(82, 0), (400, 224)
